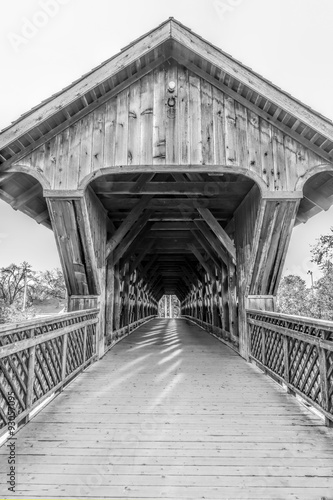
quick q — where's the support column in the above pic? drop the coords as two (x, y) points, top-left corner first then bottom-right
(47, 189), (107, 359)
(234, 186), (301, 359)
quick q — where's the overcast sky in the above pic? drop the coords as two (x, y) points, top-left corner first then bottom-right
(1, 0), (333, 283)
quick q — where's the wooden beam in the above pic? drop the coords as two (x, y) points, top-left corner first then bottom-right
(129, 240), (155, 275)
(194, 220), (229, 265)
(112, 210), (152, 265)
(94, 181), (252, 195)
(303, 186), (332, 211)
(191, 229), (221, 269)
(187, 243), (215, 279)
(129, 173), (155, 193)
(120, 222), (153, 264)
(105, 195), (153, 258)
(10, 183), (42, 210)
(196, 207), (236, 262)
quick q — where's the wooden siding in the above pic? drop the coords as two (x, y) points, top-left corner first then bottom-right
(17, 62), (325, 192)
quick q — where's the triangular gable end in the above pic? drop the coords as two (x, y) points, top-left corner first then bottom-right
(1, 17), (333, 172)
(14, 59), (328, 198)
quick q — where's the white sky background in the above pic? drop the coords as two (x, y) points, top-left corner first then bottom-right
(0, 0), (333, 282)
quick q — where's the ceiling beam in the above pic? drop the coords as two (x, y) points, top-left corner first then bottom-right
(112, 211), (153, 265)
(10, 183), (42, 210)
(187, 243), (215, 280)
(94, 181), (252, 195)
(194, 220), (229, 265)
(105, 195), (153, 258)
(196, 207), (236, 262)
(191, 229), (221, 269)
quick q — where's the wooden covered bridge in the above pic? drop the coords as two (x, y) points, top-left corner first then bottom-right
(0, 18), (333, 499)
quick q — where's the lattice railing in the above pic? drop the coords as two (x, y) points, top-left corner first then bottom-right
(247, 309), (333, 426)
(0, 309), (99, 434)
(183, 315), (239, 351)
(105, 315), (156, 349)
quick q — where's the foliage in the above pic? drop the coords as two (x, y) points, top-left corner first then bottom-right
(311, 227), (333, 271)
(30, 268), (66, 302)
(277, 226), (333, 320)
(276, 275), (309, 316)
(158, 295), (180, 317)
(0, 263), (66, 324)
(0, 262), (34, 306)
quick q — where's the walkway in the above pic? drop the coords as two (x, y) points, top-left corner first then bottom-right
(1, 318), (333, 499)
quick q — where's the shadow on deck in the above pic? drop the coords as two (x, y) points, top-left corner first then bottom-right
(1, 318), (333, 499)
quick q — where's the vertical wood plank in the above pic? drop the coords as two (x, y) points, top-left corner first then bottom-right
(201, 79), (213, 165)
(178, 65), (189, 164)
(259, 118), (273, 189)
(272, 128), (285, 191)
(153, 66), (166, 164)
(115, 88), (129, 165)
(188, 73), (202, 165)
(79, 114), (94, 184)
(104, 97), (117, 169)
(212, 86), (226, 166)
(91, 106), (105, 173)
(128, 82), (141, 165)
(234, 101), (248, 168)
(166, 64), (179, 165)
(140, 73), (154, 166)
(247, 110), (261, 175)
(66, 120), (81, 190)
(224, 95), (237, 167)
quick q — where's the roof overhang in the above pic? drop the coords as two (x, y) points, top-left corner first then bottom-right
(1, 18), (333, 172)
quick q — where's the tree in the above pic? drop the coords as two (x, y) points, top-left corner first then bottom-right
(0, 264), (66, 324)
(30, 268), (66, 302)
(0, 262), (35, 306)
(311, 227), (333, 272)
(309, 228), (333, 320)
(276, 275), (309, 316)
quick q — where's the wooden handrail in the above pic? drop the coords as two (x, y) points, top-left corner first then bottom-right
(247, 308), (333, 331)
(247, 309), (333, 427)
(0, 309), (99, 436)
(0, 308), (99, 337)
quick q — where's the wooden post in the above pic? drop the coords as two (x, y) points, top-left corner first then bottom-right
(25, 328), (36, 422)
(61, 333), (68, 381)
(113, 263), (121, 332)
(83, 325), (88, 363)
(169, 295), (173, 318)
(318, 343), (332, 427)
(105, 256), (115, 342)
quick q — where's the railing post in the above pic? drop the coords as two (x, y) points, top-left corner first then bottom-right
(283, 334), (289, 383)
(83, 325), (87, 363)
(261, 326), (266, 368)
(318, 343), (332, 427)
(283, 334), (293, 395)
(25, 328), (36, 423)
(61, 333), (68, 381)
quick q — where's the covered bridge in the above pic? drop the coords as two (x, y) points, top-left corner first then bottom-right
(0, 18), (333, 499)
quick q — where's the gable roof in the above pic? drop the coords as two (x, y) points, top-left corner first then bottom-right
(1, 17), (333, 172)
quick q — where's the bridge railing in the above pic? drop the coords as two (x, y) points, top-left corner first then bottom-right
(247, 309), (333, 426)
(0, 309), (99, 436)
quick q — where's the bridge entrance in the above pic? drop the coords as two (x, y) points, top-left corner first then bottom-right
(0, 18), (333, 498)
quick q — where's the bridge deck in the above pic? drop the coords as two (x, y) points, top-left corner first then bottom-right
(1, 318), (333, 499)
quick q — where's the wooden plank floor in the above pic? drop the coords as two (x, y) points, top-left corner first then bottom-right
(1, 318), (333, 499)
